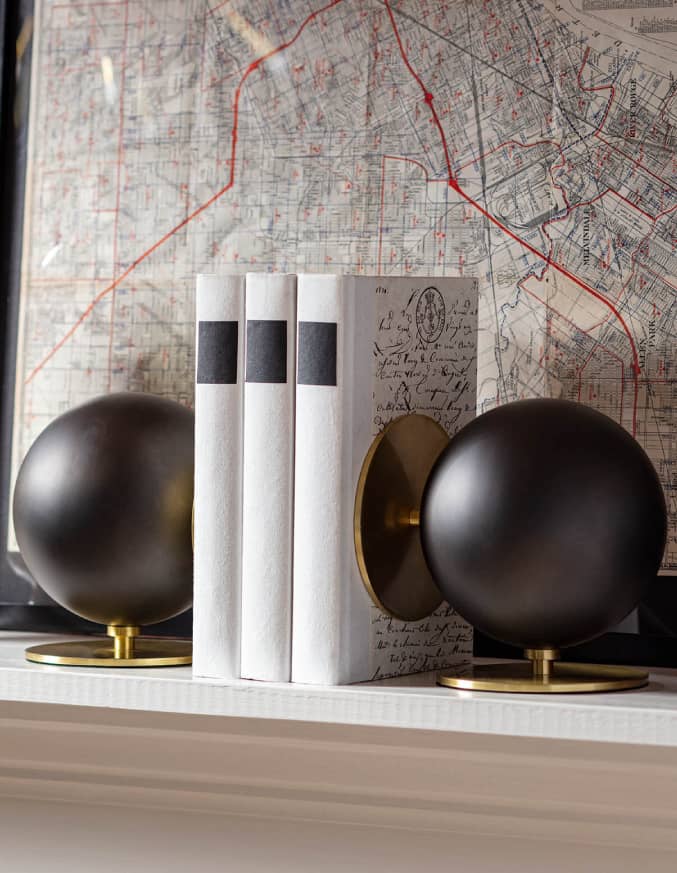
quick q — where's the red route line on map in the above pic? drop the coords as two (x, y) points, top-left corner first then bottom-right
(596, 133), (676, 193)
(582, 45), (676, 195)
(641, 261), (677, 294)
(458, 136), (563, 173)
(452, 48), (675, 335)
(207, 0), (232, 16)
(458, 48), (664, 225)
(382, 3), (453, 183)
(586, 224), (656, 332)
(518, 274), (626, 423)
(25, 0), (345, 386)
(28, 0), (649, 432)
(376, 152), (607, 348)
(463, 141), (659, 224)
(383, 0), (641, 435)
(577, 46), (615, 137)
(656, 202), (677, 221)
(542, 186), (657, 257)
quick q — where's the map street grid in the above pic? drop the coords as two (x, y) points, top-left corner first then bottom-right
(10, 0), (677, 570)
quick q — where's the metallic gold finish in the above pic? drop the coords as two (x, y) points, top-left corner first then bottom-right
(108, 625), (141, 659)
(406, 509), (421, 527)
(525, 647), (560, 681)
(438, 650), (648, 693)
(354, 414), (449, 621)
(395, 508), (421, 528)
(25, 634), (192, 667)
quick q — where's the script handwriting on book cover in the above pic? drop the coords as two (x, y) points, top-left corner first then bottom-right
(364, 277), (479, 681)
(373, 608), (473, 677)
(373, 283), (478, 435)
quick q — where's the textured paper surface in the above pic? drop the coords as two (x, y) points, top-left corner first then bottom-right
(292, 275), (478, 685)
(193, 274), (245, 679)
(240, 273), (296, 682)
(292, 275), (347, 684)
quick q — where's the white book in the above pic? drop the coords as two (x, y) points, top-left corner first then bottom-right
(240, 272), (297, 681)
(291, 275), (478, 685)
(193, 273), (245, 679)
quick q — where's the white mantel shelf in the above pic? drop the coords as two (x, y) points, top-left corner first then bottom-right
(4, 631), (677, 868)
(1, 630), (677, 746)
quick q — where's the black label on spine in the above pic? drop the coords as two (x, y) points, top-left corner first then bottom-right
(246, 320), (287, 383)
(297, 321), (337, 386)
(197, 321), (238, 384)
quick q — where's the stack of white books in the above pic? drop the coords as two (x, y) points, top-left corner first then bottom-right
(193, 272), (478, 685)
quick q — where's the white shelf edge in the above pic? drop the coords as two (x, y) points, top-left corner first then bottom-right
(2, 632), (677, 747)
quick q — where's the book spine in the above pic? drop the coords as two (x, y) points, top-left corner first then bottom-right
(240, 273), (297, 681)
(193, 273), (245, 679)
(291, 274), (351, 685)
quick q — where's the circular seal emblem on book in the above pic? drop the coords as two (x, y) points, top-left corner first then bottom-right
(416, 286), (445, 343)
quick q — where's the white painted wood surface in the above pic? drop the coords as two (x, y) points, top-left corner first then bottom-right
(2, 632), (677, 870)
(2, 632), (677, 745)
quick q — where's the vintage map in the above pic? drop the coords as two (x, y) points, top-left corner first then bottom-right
(11, 0), (677, 569)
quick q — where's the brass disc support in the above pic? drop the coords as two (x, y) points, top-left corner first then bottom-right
(354, 414), (449, 621)
(25, 624), (192, 668)
(437, 648), (649, 694)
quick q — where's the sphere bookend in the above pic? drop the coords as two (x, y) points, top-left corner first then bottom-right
(25, 625), (192, 668)
(13, 393), (195, 669)
(355, 405), (666, 694)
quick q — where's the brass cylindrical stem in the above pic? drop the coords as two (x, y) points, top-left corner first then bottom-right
(394, 508), (421, 528)
(524, 647), (560, 681)
(108, 625), (141, 660)
(407, 509), (420, 527)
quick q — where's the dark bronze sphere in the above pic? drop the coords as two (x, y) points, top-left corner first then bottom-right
(421, 399), (667, 650)
(13, 393), (194, 627)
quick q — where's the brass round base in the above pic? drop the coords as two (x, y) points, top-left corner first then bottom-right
(354, 413), (449, 621)
(437, 661), (648, 693)
(25, 638), (192, 668)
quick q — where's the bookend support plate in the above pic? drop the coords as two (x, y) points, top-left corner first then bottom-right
(25, 625), (192, 667)
(438, 648), (648, 693)
(354, 413), (449, 622)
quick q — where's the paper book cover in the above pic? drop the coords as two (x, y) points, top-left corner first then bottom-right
(193, 273), (245, 680)
(240, 272), (296, 682)
(292, 275), (478, 685)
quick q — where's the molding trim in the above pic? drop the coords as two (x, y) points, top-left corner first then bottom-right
(1, 701), (677, 850)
